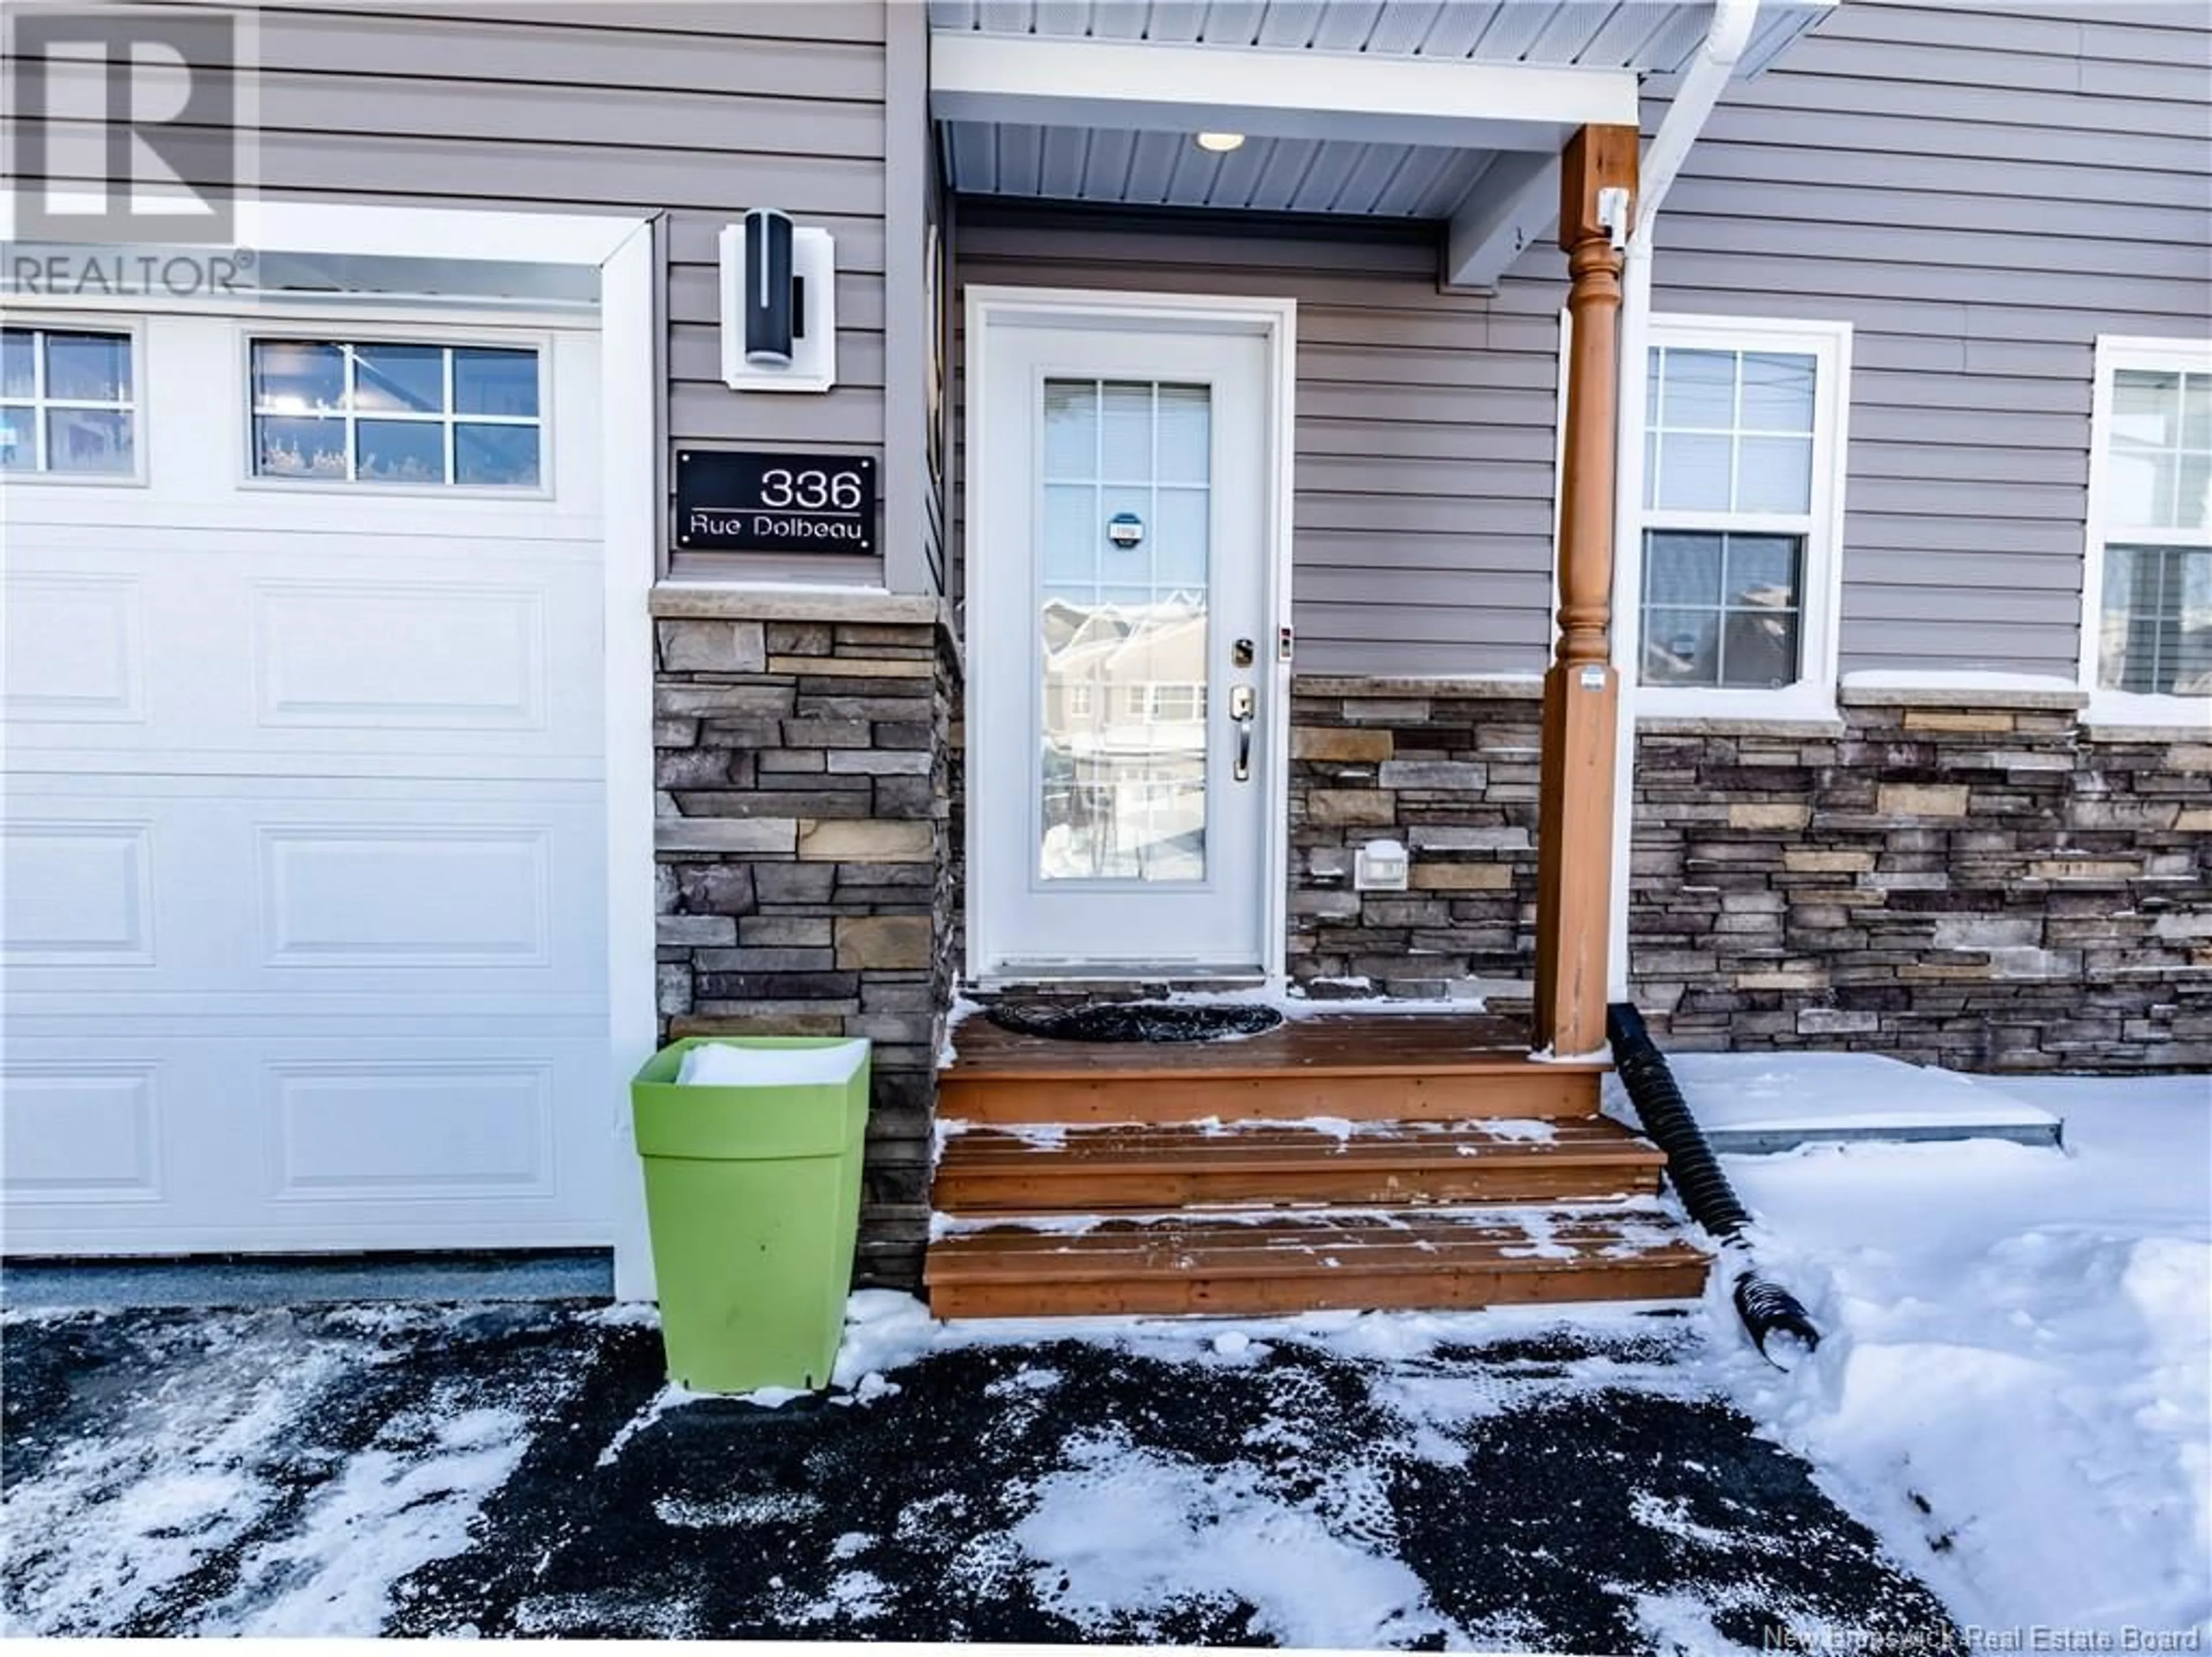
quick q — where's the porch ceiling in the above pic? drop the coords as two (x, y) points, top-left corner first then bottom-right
(931, 2), (1831, 228)
(942, 128), (1508, 219)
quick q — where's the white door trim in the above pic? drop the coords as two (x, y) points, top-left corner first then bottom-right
(5, 201), (661, 1295)
(962, 285), (1297, 987)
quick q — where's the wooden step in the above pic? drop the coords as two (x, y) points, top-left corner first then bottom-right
(941, 1011), (1602, 1125)
(925, 1209), (1711, 1319)
(933, 1117), (1665, 1213)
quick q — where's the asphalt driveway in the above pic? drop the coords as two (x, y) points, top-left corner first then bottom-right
(1, 1297), (1959, 1652)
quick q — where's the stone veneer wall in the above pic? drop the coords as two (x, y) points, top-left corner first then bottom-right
(1633, 688), (2211, 1070)
(1289, 676), (1546, 1000)
(1287, 677), (2211, 1070)
(650, 591), (960, 1288)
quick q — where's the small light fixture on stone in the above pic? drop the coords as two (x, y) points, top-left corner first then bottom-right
(1355, 838), (1410, 893)
(1195, 131), (1247, 153)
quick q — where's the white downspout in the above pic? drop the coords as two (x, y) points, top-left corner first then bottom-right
(1607, 0), (1762, 1001)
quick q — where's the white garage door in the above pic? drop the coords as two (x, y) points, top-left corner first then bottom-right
(2, 309), (618, 1254)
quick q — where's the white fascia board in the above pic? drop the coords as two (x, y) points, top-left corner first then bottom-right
(1444, 150), (1561, 291)
(930, 32), (1639, 153)
(4, 194), (648, 267)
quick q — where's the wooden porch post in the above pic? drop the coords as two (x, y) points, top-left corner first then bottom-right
(1534, 124), (1638, 1056)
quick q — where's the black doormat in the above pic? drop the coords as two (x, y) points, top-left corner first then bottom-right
(984, 1002), (1285, 1043)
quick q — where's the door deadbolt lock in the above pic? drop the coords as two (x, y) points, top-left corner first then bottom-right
(1229, 683), (1256, 782)
(1231, 637), (1256, 668)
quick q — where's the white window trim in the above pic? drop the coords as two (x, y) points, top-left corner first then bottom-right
(1629, 312), (1852, 724)
(2080, 333), (2212, 730)
(0, 314), (149, 486)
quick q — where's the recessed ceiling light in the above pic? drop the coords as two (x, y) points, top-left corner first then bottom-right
(1195, 131), (1247, 153)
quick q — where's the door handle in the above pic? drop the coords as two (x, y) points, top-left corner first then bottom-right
(1229, 684), (1256, 782)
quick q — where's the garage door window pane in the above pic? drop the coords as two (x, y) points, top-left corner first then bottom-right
(46, 332), (132, 403)
(47, 408), (133, 474)
(249, 339), (543, 489)
(1, 404), (33, 470)
(351, 345), (444, 414)
(454, 349), (539, 418)
(356, 419), (446, 484)
(455, 423), (540, 487)
(2, 331), (34, 399)
(2, 327), (137, 476)
(252, 341), (346, 413)
(256, 415), (347, 479)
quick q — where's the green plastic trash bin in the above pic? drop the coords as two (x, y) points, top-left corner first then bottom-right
(630, 1036), (871, 1394)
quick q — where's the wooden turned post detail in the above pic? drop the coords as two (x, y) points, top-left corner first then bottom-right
(1534, 124), (1638, 1057)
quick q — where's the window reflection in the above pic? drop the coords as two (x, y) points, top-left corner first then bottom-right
(1037, 379), (1211, 883)
(1041, 597), (1210, 882)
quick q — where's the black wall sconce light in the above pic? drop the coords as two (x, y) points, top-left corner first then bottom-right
(719, 210), (836, 392)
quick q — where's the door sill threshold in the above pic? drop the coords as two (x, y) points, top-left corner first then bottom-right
(979, 967), (1270, 991)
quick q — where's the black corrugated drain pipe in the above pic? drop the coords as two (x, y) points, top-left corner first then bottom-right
(1607, 1002), (1822, 1367)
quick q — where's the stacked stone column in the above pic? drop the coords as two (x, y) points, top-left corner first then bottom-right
(649, 591), (959, 1288)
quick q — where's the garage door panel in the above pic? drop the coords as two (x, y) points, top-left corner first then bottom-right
(269, 1058), (558, 1202)
(3, 782), (605, 1009)
(261, 824), (555, 970)
(3, 312), (615, 1257)
(255, 579), (550, 733)
(1, 573), (146, 725)
(4, 543), (605, 769)
(0, 1062), (166, 1208)
(0, 820), (157, 967)
(3, 1034), (616, 1253)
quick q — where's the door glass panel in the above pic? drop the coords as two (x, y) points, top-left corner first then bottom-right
(1037, 377), (1211, 884)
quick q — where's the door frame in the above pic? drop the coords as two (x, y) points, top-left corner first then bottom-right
(962, 285), (1297, 986)
(2, 196), (661, 1294)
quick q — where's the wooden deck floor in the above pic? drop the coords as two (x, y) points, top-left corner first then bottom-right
(939, 1009), (1603, 1125)
(944, 1008), (1567, 1079)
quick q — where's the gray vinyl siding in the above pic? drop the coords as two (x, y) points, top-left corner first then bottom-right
(1647, 0), (2212, 679)
(949, 1), (2211, 682)
(953, 211), (1567, 678)
(5, 1), (893, 584)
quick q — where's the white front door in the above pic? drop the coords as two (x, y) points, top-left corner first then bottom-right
(970, 301), (1287, 980)
(2, 308), (616, 1255)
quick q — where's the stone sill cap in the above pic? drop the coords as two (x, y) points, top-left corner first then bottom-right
(1637, 714), (1847, 737)
(2085, 722), (2212, 743)
(652, 582), (951, 628)
(1296, 674), (1543, 700)
(1839, 683), (2088, 712)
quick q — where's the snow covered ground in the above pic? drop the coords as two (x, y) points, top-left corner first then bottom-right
(821, 1066), (2212, 1644)
(1643, 1050), (2064, 1150)
(3, 1061), (2203, 1649)
(1711, 1070), (2211, 1641)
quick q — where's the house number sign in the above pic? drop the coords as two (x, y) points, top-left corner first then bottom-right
(675, 450), (876, 554)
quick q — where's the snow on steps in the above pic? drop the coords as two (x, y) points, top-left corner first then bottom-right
(931, 1116), (1668, 1213)
(923, 1205), (1711, 1319)
(927, 1012), (1709, 1321)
